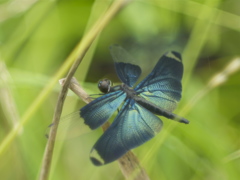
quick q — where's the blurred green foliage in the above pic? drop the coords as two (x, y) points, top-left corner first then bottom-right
(0, 0), (240, 180)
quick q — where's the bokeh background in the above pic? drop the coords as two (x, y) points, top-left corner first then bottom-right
(0, 0), (240, 180)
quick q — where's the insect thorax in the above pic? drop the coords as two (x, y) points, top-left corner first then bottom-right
(121, 83), (136, 98)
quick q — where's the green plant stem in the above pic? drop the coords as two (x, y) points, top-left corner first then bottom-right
(144, 0), (240, 32)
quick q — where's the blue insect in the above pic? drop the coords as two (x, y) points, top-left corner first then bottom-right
(80, 45), (189, 166)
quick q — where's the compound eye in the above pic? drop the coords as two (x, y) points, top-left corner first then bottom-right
(98, 79), (112, 93)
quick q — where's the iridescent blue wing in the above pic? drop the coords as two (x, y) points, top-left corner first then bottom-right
(80, 91), (126, 130)
(90, 99), (163, 165)
(110, 45), (141, 87)
(135, 51), (183, 112)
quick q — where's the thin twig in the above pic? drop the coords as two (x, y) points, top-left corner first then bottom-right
(39, 1), (134, 180)
(59, 78), (92, 104)
(59, 77), (149, 180)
